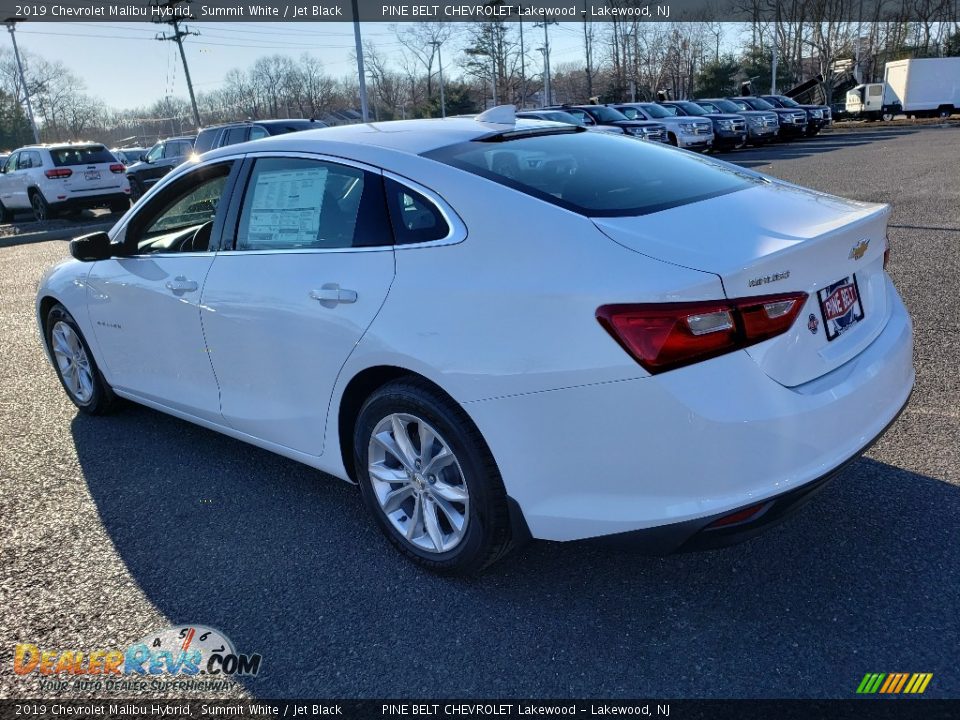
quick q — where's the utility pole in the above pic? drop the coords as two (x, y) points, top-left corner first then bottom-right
(3, 19), (39, 143)
(489, 25), (499, 106)
(351, 0), (369, 122)
(536, 21), (557, 106)
(771, 5), (780, 95)
(516, 4), (526, 109)
(430, 40), (446, 118)
(581, 7), (593, 99)
(771, 42), (778, 95)
(152, 0), (201, 129)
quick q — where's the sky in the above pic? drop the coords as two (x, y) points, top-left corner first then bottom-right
(8, 21), (596, 111)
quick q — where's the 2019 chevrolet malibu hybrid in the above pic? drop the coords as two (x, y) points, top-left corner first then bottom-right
(36, 107), (914, 573)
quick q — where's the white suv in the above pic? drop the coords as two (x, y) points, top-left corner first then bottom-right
(0, 143), (131, 223)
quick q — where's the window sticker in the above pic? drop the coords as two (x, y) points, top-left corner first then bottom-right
(246, 167), (328, 248)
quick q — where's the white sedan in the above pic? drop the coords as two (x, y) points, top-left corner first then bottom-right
(36, 107), (914, 573)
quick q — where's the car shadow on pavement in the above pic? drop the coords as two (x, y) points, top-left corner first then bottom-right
(70, 404), (959, 699)
(729, 127), (927, 169)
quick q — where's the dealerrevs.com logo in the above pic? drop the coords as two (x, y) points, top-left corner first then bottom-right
(13, 625), (261, 693)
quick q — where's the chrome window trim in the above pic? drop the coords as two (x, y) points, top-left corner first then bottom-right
(110, 150), (467, 259)
(382, 170), (467, 251)
(108, 154), (246, 257)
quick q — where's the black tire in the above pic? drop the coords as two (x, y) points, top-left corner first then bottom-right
(881, 112), (894, 122)
(667, 133), (678, 147)
(354, 377), (514, 574)
(45, 304), (116, 415)
(30, 191), (52, 222)
(128, 177), (145, 202)
(0, 200), (11, 223)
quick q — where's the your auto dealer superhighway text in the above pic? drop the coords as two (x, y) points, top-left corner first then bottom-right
(380, 706), (669, 716)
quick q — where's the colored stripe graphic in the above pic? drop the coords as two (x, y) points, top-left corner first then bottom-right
(857, 673), (932, 694)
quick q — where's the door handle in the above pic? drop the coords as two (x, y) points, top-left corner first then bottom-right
(165, 276), (198, 293)
(309, 283), (358, 307)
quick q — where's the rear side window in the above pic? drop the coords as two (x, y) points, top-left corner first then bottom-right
(193, 129), (219, 155)
(423, 131), (760, 217)
(223, 127), (248, 146)
(384, 178), (449, 245)
(18, 151), (40, 169)
(164, 141), (192, 158)
(234, 157), (391, 251)
(51, 145), (114, 166)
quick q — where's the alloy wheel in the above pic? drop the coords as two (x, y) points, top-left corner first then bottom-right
(367, 413), (469, 554)
(51, 321), (94, 403)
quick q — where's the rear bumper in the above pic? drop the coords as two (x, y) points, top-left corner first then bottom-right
(49, 191), (130, 212)
(468, 281), (914, 542)
(589, 388), (911, 554)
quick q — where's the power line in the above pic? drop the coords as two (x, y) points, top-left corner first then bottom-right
(153, 0), (201, 128)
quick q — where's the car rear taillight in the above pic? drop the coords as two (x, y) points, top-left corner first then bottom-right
(597, 292), (808, 374)
(45, 168), (72, 179)
(109, 163), (125, 174)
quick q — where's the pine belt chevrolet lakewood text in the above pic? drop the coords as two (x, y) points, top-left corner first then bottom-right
(36, 108), (914, 573)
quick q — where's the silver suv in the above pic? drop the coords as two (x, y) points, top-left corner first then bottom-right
(609, 102), (714, 150)
(0, 143), (130, 223)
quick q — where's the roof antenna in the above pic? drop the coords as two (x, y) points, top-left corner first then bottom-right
(476, 105), (517, 125)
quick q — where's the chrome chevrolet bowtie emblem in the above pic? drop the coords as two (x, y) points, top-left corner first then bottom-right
(849, 239), (870, 260)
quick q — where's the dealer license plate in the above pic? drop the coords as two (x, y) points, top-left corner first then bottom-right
(817, 275), (865, 341)
(84, 170), (101, 181)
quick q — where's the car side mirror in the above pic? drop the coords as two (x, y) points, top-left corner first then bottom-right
(142, 154), (150, 163)
(70, 232), (114, 262)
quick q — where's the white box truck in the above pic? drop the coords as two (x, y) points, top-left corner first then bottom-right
(846, 57), (960, 120)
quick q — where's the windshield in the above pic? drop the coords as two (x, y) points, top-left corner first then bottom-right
(774, 96), (800, 107)
(423, 130), (759, 218)
(585, 106), (629, 122)
(657, 105), (680, 116)
(705, 99), (741, 113)
(638, 103), (671, 118)
(742, 97), (776, 110)
(676, 102), (707, 116)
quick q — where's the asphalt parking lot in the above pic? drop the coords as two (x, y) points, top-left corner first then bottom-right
(1, 125), (958, 700)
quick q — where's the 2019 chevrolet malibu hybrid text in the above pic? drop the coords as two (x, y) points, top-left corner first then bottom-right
(36, 108), (914, 573)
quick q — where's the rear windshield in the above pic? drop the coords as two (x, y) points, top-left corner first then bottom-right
(51, 145), (115, 166)
(423, 131), (760, 217)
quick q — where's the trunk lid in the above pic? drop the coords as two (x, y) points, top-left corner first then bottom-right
(593, 181), (892, 387)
